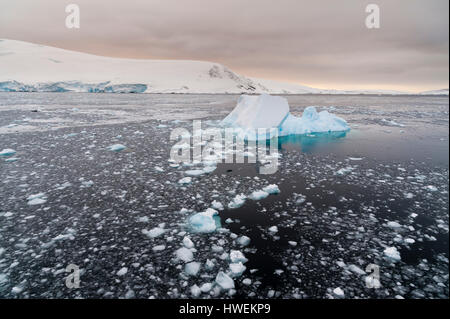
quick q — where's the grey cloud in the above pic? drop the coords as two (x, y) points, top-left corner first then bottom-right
(0, 0), (448, 91)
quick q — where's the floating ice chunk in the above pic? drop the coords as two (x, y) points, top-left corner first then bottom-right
(152, 245), (166, 251)
(386, 221), (402, 229)
(228, 194), (246, 209)
(108, 144), (126, 152)
(288, 241), (297, 247)
(190, 284), (201, 297)
(424, 185), (438, 192)
(184, 262), (201, 276)
(211, 200), (224, 211)
(333, 287), (345, 298)
(205, 259), (215, 270)
(27, 193), (47, 205)
(202, 165), (217, 174)
(229, 262), (246, 277)
(200, 283), (212, 292)
(263, 184), (280, 194)
(249, 190), (269, 200)
(5, 157), (19, 162)
(348, 264), (366, 275)
(404, 238), (415, 244)
(237, 236), (251, 247)
(188, 208), (219, 233)
(117, 267), (128, 276)
(384, 246), (401, 262)
(268, 226), (278, 233)
(185, 169), (205, 176)
(175, 247), (194, 263)
(182, 236), (195, 248)
(0, 148), (16, 157)
(348, 157), (364, 161)
(381, 118), (405, 127)
(215, 271), (235, 290)
(143, 227), (165, 238)
(178, 177), (192, 185)
(125, 289), (135, 299)
(336, 167), (354, 175)
(242, 278), (252, 285)
(230, 250), (248, 264)
(280, 106), (349, 136)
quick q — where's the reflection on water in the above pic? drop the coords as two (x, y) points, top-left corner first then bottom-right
(277, 131), (348, 153)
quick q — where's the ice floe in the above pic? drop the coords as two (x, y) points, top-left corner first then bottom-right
(188, 208), (219, 233)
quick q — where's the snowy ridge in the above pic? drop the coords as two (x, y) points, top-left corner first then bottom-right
(0, 39), (446, 95)
(418, 89), (449, 96)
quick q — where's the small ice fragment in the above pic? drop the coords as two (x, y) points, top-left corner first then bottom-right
(230, 250), (248, 264)
(288, 241), (297, 247)
(333, 287), (345, 298)
(184, 262), (201, 276)
(348, 264), (366, 275)
(178, 177), (192, 185)
(117, 267), (128, 276)
(182, 236), (195, 248)
(0, 149), (16, 157)
(185, 169), (205, 176)
(108, 144), (126, 152)
(229, 262), (246, 277)
(211, 200), (224, 211)
(228, 194), (246, 209)
(386, 221), (402, 229)
(237, 236), (251, 247)
(200, 283), (212, 292)
(242, 278), (252, 286)
(262, 184), (280, 194)
(424, 185), (438, 192)
(383, 246), (401, 262)
(144, 227), (165, 238)
(190, 284), (201, 297)
(249, 190), (269, 201)
(27, 193), (47, 205)
(268, 226), (278, 233)
(175, 247), (194, 263)
(152, 245), (166, 251)
(215, 271), (235, 289)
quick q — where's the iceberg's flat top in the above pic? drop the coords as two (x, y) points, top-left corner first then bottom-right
(222, 94), (289, 130)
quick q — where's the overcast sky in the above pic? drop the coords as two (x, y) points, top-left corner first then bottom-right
(0, 0), (448, 92)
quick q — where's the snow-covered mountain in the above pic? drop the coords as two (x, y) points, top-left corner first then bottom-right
(0, 39), (446, 95)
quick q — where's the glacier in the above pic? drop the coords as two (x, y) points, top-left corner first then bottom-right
(221, 94), (350, 140)
(0, 80), (147, 93)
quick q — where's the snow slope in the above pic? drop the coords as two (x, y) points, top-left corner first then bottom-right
(419, 89), (449, 95)
(0, 39), (269, 94)
(0, 39), (446, 95)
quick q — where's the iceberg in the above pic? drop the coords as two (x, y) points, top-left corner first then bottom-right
(0, 149), (16, 157)
(221, 94), (350, 140)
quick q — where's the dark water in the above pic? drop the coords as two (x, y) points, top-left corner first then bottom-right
(0, 93), (448, 299)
